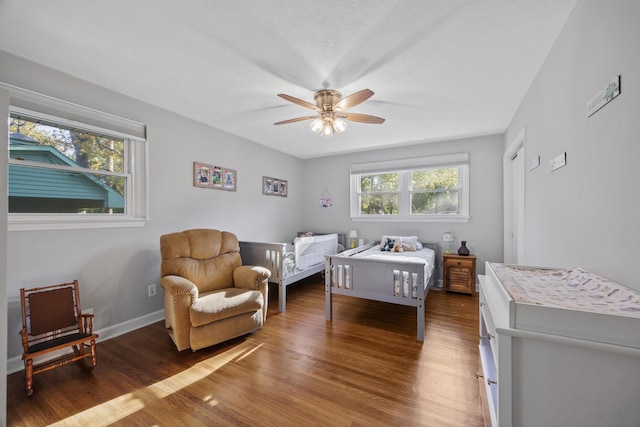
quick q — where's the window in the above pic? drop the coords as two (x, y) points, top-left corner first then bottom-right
(350, 153), (470, 222)
(3, 83), (148, 230)
(359, 172), (399, 215)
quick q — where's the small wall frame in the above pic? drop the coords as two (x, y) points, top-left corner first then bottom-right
(262, 176), (288, 197)
(194, 161), (237, 191)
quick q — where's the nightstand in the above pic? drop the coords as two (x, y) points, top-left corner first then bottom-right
(443, 254), (476, 295)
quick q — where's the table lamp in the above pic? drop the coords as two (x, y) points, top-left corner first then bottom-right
(348, 230), (358, 249)
(442, 232), (454, 255)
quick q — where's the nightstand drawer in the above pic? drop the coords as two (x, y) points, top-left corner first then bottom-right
(447, 258), (474, 269)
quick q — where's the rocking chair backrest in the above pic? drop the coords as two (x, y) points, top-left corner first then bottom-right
(28, 287), (78, 335)
(21, 281), (82, 339)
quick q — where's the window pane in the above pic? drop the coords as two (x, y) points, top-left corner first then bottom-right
(9, 164), (125, 214)
(360, 193), (399, 215)
(411, 168), (459, 190)
(360, 173), (398, 192)
(411, 190), (459, 214)
(10, 115), (125, 173)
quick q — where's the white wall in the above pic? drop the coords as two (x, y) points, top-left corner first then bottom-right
(301, 134), (504, 279)
(0, 51), (304, 364)
(505, 0), (640, 290)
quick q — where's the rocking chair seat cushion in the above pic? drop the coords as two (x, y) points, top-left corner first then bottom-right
(27, 332), (95, 355)
(190, 288), (264, 327)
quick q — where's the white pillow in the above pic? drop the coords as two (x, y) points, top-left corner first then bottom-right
(380, 235), (419, 252)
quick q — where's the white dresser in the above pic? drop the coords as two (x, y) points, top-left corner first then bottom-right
(478, 262), (640, 427)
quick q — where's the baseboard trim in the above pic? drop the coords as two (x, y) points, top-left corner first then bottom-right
(7, 310), (165, 374)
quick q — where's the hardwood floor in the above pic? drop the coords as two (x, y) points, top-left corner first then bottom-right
(7, 276), (484, 426)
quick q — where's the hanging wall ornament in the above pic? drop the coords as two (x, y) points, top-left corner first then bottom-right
(320, 188), (333, 208)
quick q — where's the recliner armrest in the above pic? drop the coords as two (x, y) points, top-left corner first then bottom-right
(160, 275), (199, 300)
(233, 265), (271, 290)
(234, 265), (270, 323)
(160, 275), (200, 351)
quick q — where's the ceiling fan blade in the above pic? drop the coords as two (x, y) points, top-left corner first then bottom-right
(341, 113), (386, 124)
(334, 89), (374, 111)
(277, 94), (321, 111)
(274, 115), (318, 125)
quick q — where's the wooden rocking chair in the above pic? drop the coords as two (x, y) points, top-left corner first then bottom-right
(20, 280), (98, 396)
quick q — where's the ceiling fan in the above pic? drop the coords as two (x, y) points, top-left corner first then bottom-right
(274, 89), (385, 138)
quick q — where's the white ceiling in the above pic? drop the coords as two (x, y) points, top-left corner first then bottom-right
(0, 0), (576, 159)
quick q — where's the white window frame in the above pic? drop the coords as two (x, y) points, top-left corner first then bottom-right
(3, 82), (149, 231)
(350, 153), (470, 223)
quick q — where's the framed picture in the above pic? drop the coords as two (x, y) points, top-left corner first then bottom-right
(262, 176), (287, 197)
(194, 162), (236, 191)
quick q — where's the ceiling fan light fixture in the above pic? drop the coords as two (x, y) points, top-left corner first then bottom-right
(321, 121), (334, 138)
(310, 117), (323, 133)
(333, 117), (347, 134)
(275, 88), (384, 137)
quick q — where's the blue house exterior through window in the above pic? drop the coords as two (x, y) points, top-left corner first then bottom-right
(9, 132), (125, 213)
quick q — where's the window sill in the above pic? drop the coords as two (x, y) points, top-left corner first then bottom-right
(8, 215), (148, 231)
(351, 215), (471, 223)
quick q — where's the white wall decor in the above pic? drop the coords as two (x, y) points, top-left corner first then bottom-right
(586, 75), (621, 117)
(320, 188), (333, 208)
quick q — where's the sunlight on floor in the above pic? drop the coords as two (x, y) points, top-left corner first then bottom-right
(49, 342), (263, 426)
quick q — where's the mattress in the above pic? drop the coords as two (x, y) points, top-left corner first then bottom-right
(352, 245), (435, 276)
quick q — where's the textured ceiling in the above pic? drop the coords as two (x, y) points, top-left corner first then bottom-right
(0, 0), (576, 159)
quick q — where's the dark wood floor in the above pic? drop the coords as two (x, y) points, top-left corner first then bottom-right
(7, 276), (483, 426)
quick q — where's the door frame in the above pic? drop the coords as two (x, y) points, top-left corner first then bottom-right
(503, 128), (525, 264)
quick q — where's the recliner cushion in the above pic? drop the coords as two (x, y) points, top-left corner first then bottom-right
(160, 229), (242, 293)
(190, 288), (263, 327)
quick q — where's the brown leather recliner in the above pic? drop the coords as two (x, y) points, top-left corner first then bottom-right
(160, 229), (270, 351)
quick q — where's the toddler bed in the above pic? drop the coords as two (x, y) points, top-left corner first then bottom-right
(240, 233), (340, 312)
(325, 235), (437, 341)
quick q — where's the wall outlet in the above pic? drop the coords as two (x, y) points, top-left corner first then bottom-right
(148, 283), (157, 297)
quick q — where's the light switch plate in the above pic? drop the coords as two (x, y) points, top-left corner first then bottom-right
(529, 156), (540, 171)
(550, 152), (567, 171)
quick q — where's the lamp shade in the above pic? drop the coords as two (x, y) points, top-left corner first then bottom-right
(348, 230), (358, 238)
(442, 232), (454, 242)
(333, 117), (347, 134)
(310, 118), (323, 133)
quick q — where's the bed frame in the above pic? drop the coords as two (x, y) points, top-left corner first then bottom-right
(239, 233), (340, 312)
(324, 242), (438, 341)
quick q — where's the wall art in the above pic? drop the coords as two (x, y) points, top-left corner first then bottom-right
(262, 176), (288, 197)
(586, 75), (621, 117)
(194, 161), (237, 191)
